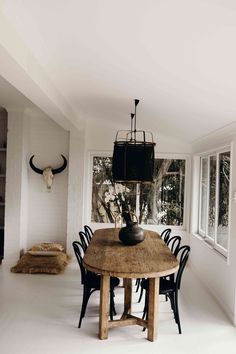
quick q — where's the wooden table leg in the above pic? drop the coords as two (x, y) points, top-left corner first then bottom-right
(147, 277), (159, 342)
(99, 275), (110, 340)
(122, 278), (132, 317)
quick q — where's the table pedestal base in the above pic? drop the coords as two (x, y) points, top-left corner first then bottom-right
(99, 276), (159, 342)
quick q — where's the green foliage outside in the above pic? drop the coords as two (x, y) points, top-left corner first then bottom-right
(91, 156), (185, 226)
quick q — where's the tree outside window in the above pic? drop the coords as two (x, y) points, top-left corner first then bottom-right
(91, 156), (186, 226)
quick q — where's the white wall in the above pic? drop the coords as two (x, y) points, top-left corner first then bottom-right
(4, 107), (88, 262)
(4, 109), (70, 262)
(85, 119), (192, 154)
(191, 129), (236, 323)
(27, 113), (69, 249)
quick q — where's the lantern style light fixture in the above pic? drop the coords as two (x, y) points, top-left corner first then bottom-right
(112, 99), (156, 183)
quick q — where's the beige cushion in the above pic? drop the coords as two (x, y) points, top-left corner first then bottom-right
(30, 242), (64, 252)
(11, 252), (69, 274)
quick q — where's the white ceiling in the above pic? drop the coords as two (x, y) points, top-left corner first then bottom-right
(2, 0), (236, 142)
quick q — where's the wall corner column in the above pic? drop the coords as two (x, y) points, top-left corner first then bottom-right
(66, 127), (85, 254)
(4, 109), (29, 262)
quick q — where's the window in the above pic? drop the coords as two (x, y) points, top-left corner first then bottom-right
(91, 155), (186, 227)
(91, 156), (136, 223)
(199, 149), (231, 255)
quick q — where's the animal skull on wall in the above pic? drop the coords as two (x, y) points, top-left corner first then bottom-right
(29, 155), (67, 191)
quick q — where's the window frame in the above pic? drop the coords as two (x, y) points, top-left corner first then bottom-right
(198, 146), (232, 257)
(87, 150), (190, 231)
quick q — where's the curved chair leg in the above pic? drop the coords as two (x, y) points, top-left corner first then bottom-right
(142, 290), (148, 319)
(109, 293), (113, 321)
(112, 301), (117, 315)
(168, 292), (178, 325)
(166, 291), (178, 325)
(138, 287), (144, 303)
(142, 291), (148, 332)
(136, 278), (141, 292)
(110, 288), (118, 320)
(78, 286), (93, 328)
(112, 289), (117, 315)
(174, 291), (182, 334)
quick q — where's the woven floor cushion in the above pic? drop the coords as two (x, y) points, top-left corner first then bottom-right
(11, 252), (69, 274)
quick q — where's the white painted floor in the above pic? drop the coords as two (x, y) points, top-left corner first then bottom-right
(0, 259), (236, 354)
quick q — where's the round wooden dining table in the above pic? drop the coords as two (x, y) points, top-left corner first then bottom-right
(83, 228), (179, 341)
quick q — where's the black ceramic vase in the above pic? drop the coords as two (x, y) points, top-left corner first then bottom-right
(119, 212), (145, 246)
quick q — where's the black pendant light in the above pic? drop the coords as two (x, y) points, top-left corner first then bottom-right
(112, 99), (156, 183)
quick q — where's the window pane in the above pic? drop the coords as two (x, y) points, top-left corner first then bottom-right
(91, 156), (186, 226)
(217, 151), (230, 249)
(208, 156), (216, 239)
(140, 159), (185, 225)
(91, 156), (136, 223)
(200, 158), (208, 233)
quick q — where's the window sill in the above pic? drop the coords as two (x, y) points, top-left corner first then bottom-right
(91, 222), (187, 232)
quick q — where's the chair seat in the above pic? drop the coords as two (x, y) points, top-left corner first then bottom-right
(159, 278), (175, 294)
(86, 271), (120, 289)
(141, 277), (175, 294)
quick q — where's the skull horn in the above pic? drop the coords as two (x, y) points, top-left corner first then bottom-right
(29, 155), (43, 174)
(51, 155), (67, 174)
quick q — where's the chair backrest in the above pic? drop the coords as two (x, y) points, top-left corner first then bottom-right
(79, 231), (90, 251)
(167, 236), (181, 256)
(160, 228), (172, 243)
(175, 245), (190, 290)
(84, 225), (93, 241)
(72, 241), (86, 284)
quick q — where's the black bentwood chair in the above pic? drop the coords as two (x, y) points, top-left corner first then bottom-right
(79, 231), (90, 252)
(138, 236), (181, 304)
(136, 229), (173, 297)
(160, 228), (172, 243)
(166, 236), (181, 256)
(137, 231), (176, 300)
(141, 245), (190, 334)
(84, 225), (93, 241)
(72, 241), (120, 328)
